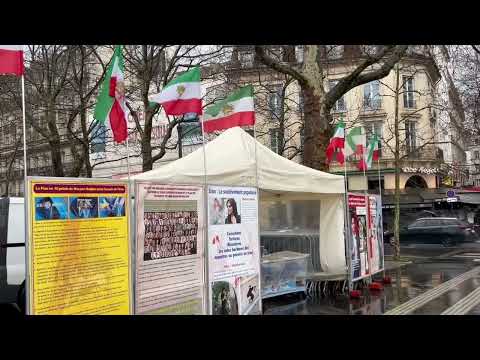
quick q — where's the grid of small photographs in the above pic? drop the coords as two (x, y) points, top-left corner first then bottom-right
(35, 196), (126, 221)
(143, 211), (198, 261)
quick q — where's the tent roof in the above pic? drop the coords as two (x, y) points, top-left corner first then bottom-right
(133, 126), (345, 195)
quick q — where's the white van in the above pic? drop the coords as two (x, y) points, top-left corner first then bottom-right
(0, 197), (26, 312)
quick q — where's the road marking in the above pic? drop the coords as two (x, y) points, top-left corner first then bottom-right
(441, 286), (480, 315)
(385, 266), (480, 315)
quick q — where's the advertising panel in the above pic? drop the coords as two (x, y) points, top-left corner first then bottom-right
(348, 193), (369, 281)
(27, 178), (131, 315)
(135, 182), (205, 315)
(207, 185), (260, 315)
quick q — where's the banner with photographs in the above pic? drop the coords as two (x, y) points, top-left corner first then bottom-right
(368, 194), (384, 275)
(348, 193), (369, 281)
(135, 182), (205, 315)
(207, 185), (261, 315)
(27, 178), (131, 315)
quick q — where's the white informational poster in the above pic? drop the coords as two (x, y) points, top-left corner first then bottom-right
(207, 185), (261, 315)
(368, 194), (384, 275)
(135, 182), (206, 315)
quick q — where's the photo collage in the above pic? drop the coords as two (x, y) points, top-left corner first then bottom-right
(35, 196), (126, 221)
(143, 211), (198, 261)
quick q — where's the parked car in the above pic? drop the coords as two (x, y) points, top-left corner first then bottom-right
(0, 197), (26, 313)
(384, 217), (478, 247)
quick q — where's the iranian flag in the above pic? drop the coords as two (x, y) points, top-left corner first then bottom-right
(149, 67), (202, 116)
(0, 45), (24, 76)
(202, 85), (255, 133)
(345, 127), (367, 171)
(326, 121), (345, 165)
(94, 46), (128, 143)
(365, 133), (380, 169)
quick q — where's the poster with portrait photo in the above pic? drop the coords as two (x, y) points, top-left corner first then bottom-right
(207, 185), (261, 315)
(209, 197), (242, 225)
(35, 197), (68, 221)
(348, 193), (370, 281)
(69, 197), (98, 219)
(135, 182), (205, 315)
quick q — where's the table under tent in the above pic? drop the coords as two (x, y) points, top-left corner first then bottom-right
(132, 126), (347, 298)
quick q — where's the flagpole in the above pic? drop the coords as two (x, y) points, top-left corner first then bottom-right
(252, 121), (263, 314)
(344, 147), (353, 293)
(21, 73), (30, 314)
(200, 115), (209, 315)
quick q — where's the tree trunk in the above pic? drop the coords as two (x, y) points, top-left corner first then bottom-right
(141, 137), (153, 172)
(302, 85), (331, 171)
(393, 65), (401, 260)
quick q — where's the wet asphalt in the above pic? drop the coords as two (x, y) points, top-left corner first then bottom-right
(263, 243), (480, 315)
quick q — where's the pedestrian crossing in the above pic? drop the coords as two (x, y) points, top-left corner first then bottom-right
(385, 266), (480, 315)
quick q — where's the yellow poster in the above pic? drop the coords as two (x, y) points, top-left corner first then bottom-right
(28, 178), (131, 315)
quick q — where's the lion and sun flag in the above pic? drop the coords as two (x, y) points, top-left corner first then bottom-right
(93, 46), (255, 143)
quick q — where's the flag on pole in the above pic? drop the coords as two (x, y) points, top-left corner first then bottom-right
(94, 46), (128, 143)
(345, 127), (367, 171)
(326, 120), (345, 165)
(0, 45), (24, 76)
(149, 67), (202, 116)
(202, 85), (255, 133)
(366, 133), (380, 169)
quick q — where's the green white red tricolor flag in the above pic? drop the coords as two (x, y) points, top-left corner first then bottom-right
(94, 45), (128, 143)
(202, 85), (255, 133)
(326, 120), (345, 165)
(149, 67), (202, 116)
(0, 45), (24, 76)
(366, 133), (380, 169)
(345, 126), (367, 171)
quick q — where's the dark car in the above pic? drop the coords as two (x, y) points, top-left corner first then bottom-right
(384, 217), (478, 247)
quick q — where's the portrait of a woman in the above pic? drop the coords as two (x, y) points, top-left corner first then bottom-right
(225, 198), (241, 224)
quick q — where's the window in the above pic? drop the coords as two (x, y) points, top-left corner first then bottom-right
(268, 85), (283, 119)
(329, 80), (346, 112)
(270, 128), (280, 154)
(409, 219), (427, 228)
(405, 120), (417, 154)
(91, 122), (106, 154)
(364, 121), (383, 157)
(363, 80), (381, 110)
(475, 151), (479, 160)
(181, 123), (202, 146)
(295, 46), (304, 63)
(403, 76), (415, 108)
(239, 51), (254, 68)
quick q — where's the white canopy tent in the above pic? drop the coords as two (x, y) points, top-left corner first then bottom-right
(133, 126), (347, 274)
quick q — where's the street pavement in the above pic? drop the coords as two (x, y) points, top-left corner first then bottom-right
(263, 243), (480, 315)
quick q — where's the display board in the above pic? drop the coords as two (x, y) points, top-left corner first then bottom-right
(207, 185), (261, 315)
(348, 193), (370, 281)
(348, 193), (385, 282)
(367, 194), (384, 275)
(135, 182), (205, 315)
(27, 178), (131, 315)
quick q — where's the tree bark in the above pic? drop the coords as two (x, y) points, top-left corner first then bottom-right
(302, 85), (331, 170)
(46, 105), (64, 177)
(393, 65), (401, 260)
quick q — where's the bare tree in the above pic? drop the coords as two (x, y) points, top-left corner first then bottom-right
(254, 45), (409, 171)
(121, 45), (229, 172)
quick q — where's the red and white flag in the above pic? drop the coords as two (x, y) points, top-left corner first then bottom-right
(0, 45), (24, 76)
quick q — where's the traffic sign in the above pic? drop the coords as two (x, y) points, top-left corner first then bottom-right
(446, 190), (456, 198)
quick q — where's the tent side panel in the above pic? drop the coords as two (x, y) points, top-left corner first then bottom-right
(319, 195), (347, 274)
